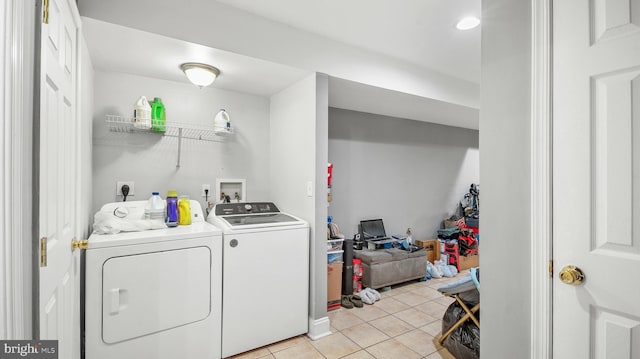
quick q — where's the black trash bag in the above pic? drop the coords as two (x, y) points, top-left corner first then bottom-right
(441, 300), (480, 359)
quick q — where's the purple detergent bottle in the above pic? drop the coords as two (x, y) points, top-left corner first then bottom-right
(166, 190), (179, 227)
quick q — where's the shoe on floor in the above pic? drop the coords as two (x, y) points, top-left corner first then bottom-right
(341, 295), (354, 309)
(359, 289), (376, 304)
(359, 288), (382, 304)
(350, 294), (363, 308)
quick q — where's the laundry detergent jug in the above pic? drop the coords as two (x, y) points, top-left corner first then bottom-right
(213, 109), (231, 136)
(151, 97), (166, 133)
(133, 96), (151, 129)
(166, 190), (179, 227)
(178, 196), (191, 225)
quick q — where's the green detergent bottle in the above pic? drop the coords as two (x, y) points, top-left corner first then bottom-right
(151, 97), (166, 133)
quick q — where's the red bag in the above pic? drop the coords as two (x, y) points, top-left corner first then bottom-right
(444, 242), (460, 270)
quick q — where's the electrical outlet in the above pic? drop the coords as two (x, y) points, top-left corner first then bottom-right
(116, 181), (135, 196)
(202, 184), (211, 197)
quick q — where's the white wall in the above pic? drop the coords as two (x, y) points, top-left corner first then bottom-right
(480, 0), (532, 357)
(313, 74), (329, 331)
(329, 77), (480, 130)
(270, 73), (329, 335)
(92, 71), (271, 214)
(328, 108), (479, 239)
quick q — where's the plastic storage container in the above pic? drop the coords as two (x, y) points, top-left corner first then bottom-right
(353, 258), (363, 277)
(352, 257), (362, 294)
(352, 275), (362, 294)
(151, 97), (166, 133)
(133, 96), (151, 129)
(166, 190), (179, 227)
(178, 196), (191, 225)
(145, 192), (165, 220)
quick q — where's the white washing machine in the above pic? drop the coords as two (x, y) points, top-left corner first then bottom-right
(207, 202), (309, 358)
(85, 200), (222, 359)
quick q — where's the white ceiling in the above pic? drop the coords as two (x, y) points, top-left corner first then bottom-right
(82, 18), (311, 97)
(78, 0), (480, 129)
(215, 0), (481, 83)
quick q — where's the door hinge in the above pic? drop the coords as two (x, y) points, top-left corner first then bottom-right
(548, 260), (553, 277)
(40, 237), (47, 267)
(42, 0), (49, 24)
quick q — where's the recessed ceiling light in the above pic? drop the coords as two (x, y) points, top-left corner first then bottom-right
(456, 16), (480, 30)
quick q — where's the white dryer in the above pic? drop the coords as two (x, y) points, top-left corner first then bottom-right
(207, 202), (309, 358)
(85, 200), (222, 359)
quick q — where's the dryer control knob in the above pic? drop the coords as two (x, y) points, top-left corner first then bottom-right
(244, 204), (252, 211)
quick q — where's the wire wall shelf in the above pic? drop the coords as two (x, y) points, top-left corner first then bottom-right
(105, 114), (234, 168)
(105, 115), (233, 141)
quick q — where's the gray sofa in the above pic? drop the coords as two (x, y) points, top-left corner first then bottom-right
(354, 248), (427, 289)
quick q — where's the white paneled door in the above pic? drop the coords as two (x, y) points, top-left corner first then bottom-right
(38, 0), (80, 358)
(553, 0), (640, 357)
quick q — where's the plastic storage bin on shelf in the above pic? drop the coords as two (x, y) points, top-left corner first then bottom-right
(327, 238), (344, 263)
(327, 235), (345, 310)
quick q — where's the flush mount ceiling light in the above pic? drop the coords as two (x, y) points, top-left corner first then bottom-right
(456, 16), (480, 30)
(180, 62), (221, 88)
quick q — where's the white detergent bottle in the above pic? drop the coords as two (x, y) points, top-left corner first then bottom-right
(133, 96), (151, 129)
(145, 192), (165, 220)
(213, 109), (231, 136)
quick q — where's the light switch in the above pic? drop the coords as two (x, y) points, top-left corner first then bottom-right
(306, 181), (313, 197)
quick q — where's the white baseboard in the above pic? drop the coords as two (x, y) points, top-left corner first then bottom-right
(307, 316), (331, 340)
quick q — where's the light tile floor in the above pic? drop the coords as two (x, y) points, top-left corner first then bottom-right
(229, 273), (467, 359)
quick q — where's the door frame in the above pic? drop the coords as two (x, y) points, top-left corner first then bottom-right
(0, 0), (555, 353)
(530, 0), (553, 358)
(0, 0), (36, 339)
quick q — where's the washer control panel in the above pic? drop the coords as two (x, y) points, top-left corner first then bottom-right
(215, 202), (280, 216)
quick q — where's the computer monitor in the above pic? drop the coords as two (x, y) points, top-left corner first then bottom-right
(360, 219), (387, 239)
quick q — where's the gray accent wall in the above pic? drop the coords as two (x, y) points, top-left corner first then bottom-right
(480, 0), (532, 357)
(91, 71), (271, 215)
(328, 108), (479, 241)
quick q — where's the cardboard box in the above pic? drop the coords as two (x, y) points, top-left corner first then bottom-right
(459, 254), (479, 270)
(414, 239), (429, 247)
(416, 239), (441, 263)
(327, 261), (343, 310)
